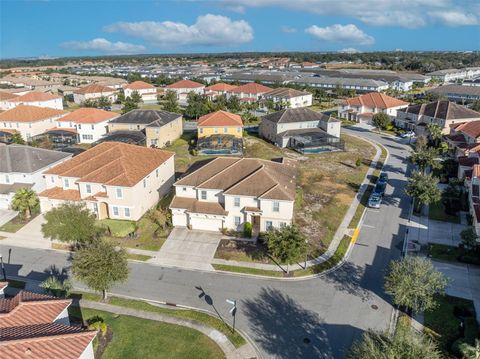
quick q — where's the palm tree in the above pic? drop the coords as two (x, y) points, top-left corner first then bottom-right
(11, 188), (39, 219)
(427, 123), (443, 148)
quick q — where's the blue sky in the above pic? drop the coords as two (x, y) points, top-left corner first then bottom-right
(1, 0), (479, 58)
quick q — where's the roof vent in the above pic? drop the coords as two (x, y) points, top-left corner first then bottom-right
(25, 348), (32, 355)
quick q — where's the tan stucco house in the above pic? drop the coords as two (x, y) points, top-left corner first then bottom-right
(107, 109), (183, 148)
(170, 157), (296, 234)
(39, 141), (175, 221)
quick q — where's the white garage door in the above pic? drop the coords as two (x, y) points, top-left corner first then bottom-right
(172, 212), (188, 227)
(190, 217), (223, 232)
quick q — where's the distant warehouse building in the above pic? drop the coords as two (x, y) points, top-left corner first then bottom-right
(292, 77), (389, 93)
(427, 85), (480, 103)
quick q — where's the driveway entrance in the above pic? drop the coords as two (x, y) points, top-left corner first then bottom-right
(0, 209), (17, 228)
(154, 227), (222, 271)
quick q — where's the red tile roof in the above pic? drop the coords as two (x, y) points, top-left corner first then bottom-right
(0, 323), (96, 359)
(342, 92), (408, 109)
(38, 187), (82, 201)
(10, 91), (60, 102)
(74, 84), (115, 94)
(166, 80), (204, 89)
(0, 92), (19, 101)
(456, 121), (480, 139)
(124, 81), (156, 90)
(229, 82), (272, 94)
(204, 83), (238, 92)
(197, 110), (243, 127)
(0, 105), (67, 122)
(59, 108), (118, 124)
(43, 141), (174, 187)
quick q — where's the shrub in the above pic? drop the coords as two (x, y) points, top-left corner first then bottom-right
(355, 158), (362, 167)
(243, 222), (252, 238)
(190, 149), (198, 156)
(87, 316), (108, 335)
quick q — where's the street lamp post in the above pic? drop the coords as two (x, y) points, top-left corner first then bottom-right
(226, 299), (237, 334)
(0, 254), (6, 281)
(304, 240), (309, 269)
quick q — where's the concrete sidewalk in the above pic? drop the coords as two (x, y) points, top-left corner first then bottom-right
(406, 214), (467, 247)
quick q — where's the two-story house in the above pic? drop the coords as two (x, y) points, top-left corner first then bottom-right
(0, 144), (71, 209)
(165, 80), (205, 103)
(0, 105), (67, 141)
(197, 110), (243, 155)
(107, 109), (183, 148)
(259, 108), (343, 153)
(226, 83), (272, 102)
(169, 157), (296, 234)
(468, 165), (480, 239)
(338, 92), (408, 123)
(123, 81), (157, 103)
(73, 84), (117, 104)
(395, 100), (480, 135)
(203, 83), (238, 100)
(5, 91), (63, 110)
(39, 142), (175, 221)
(262, 88), (313, 109)
(56, 107), (119, 143)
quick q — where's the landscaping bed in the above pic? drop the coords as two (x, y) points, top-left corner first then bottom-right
(214, 239), (272, 264)
(424, 295), (479, 356)
(428, 201), (460, 223)
(0, 214), (36, 233)
(428, 244), (480, 265)
(69, 307), (225, 359)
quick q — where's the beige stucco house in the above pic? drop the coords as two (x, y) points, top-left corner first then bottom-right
(108, 109), (183, 148)
(170, 157), (296, 234)
(39, 141), (175, 221)
(73, 84), (117, 104)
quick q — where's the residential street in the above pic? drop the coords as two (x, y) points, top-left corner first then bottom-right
(0, 127), (413, 359)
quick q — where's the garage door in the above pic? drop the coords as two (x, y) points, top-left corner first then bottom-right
(190, 216), (223, 232)
(172, 212), (188, 227)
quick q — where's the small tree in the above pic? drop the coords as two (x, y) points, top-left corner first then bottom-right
(460, 228), (478, 251)
(40, 276), (72, 297)
(405, 171), (441, 212)
(130, 90), (143, 104)
(384, 256), (447, 313)
(409, 146), (439, 173)
(97, 96), (112, 108)
(372, 112), (391, 130)
(459, 339), (480, 359)
(184, 92), (209, 120)
(121, 97), (139, 114)
(162, 90), (180, 112)
(72, 239), (129, 301)
(11, 188), (39, 219)
(264, 225), (307, 274)
(42, 202), (103, 246)
(10, 132), (26, 145)
(427, 123), (443, 148)
(471, 100), (480, 112)
(116, 89), (125, 104)
(226, 95), (242, 113)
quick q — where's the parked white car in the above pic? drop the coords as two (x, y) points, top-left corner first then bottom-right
(400, 131), (415, 138)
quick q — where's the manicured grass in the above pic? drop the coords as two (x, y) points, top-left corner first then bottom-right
(428, 244), (480, 265)
(98, 219), (136, 237)
(70, 292), (246, 348)
(164, 132), (215, 173)
(126, 253), (153, 261)
(213, 264), (285, 277)
(139, 103), (163, 110)
(429, 201), (460, 223)
(69, 307), (225, 359)
(214, 239), (273, 264)
(424, 295), (479, 353)
(0, 218), (26, 233)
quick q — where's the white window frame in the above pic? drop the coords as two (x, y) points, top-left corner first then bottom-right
(201, 190), (207, 200)
(234, 197), (240, 207)
(113, 206), (119, 216)
(86, 184), (91, 194)
(234, 216), (241, 226)
(273, 201), (280, 212)
(116, 188), (123, 199)
(124, 208), (130, 217)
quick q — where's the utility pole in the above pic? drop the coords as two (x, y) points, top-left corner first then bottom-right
(226, 299), (237, 333)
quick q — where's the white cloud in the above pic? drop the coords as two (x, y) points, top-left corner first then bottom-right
(306, 24), (374, 45)
(339, 48), (360, 53)
(428, 10), (478, 26)
(281, 26), (297, 33)
(221, 0), (479, 28)
(60, 38), (145, 54)
(104, 14), (254, 47)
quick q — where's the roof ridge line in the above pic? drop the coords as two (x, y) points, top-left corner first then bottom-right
(175, 157), (233, 186)
(224, 162), (265, 192)
(197, 158), (245, 188)
(61, 143), (120, 176)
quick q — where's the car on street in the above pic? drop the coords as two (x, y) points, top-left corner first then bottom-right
(368, 193), (382, 208)
(378, 172), (388, 186)
(400, 131), (415, 138)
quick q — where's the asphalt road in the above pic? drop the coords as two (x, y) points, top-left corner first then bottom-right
(0, 127), (413, 359)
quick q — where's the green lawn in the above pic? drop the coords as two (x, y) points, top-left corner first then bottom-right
(0, 216), (27, 233)
(424, 295), (479, 354)
(70, 293), (246, 348)
(429, 201), (460, 223)
(214, 239), (273, 264)
(164, 132), (215, 173)
(69, 307), (225, 359)
(428, 244), (480, 265)
(139, 103), (163, 110)
(126, 253), (153, 261)
(98, 219), (136, 237)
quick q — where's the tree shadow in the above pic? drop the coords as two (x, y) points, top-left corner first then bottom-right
(323, 261), (371, 301)
(242, 287), (362, 359)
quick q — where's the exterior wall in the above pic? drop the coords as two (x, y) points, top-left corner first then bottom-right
(73, 91), (116, 104)
(264, 94), (313, 108)
(108, 122), (145, 132)
(9, 98), (63, 110)
(0, 114), (65, 140)
(395, 112), (480, 134)
(197, 125), (242, 138)
(78, 342), (95, 359)
(318, 120), (341, 138)
(124, 88), (157, 102)
(174, 185), (197, 198)
(54, 307), (71, 326)
(145, 116), (183, 148)
(259, 119), (278, 143)
(76, 120), (110, 143)
(259, 198), (294, 231)
(168, 87), (205, 100)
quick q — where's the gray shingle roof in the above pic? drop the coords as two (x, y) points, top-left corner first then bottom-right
(108, 109), (181, 127)
(261, 108), (336, 124)
(0, 144), (71, 174)
(402, 100), (480, 120)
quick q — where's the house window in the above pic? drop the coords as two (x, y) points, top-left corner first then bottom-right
(143, 179), (146, 188)
(5, 175), (9, 183)
(201, 190), (207, 200)
(156, 169), (159, 178)
(200, 128), (204, 134)
(266, 221), (273, 230)
(78, 124), (81, 129)
(234, 216), (241, 226)
(280, 222), (287, 228)
(214, 128), (218, 134)
(273, 201), (280, 212)
(124, 208), (130, 217)
(116, 188), (123, 199)
(91, 125), (94, 130)
(113, 206), (119, 216)
(64, 178), (69, 188)
(234, 197), (240, 207)
(150, 139), (158, 146)
(51, 176), (54, 183)
(224, 127), (228, 133)
(183, 187), (187, 192)
(237, 127), (241, 133)
(86, 184), (91, 194)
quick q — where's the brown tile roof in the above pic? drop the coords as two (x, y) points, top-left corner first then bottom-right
(74, 84), (115, 94)
(0, 105), (67, 122)
(38, 187), (82, 201)
(458, 156), (479, 167)
(44, 141), (174, 187)
(456, 121), (480, 139)
(0, 291), (71, 328)
(198, 111), (243, 127)
(243, 206), (262, 212)
(124, 81), (155, 90)
(59, 108), (119, 124)
(0, 92), (19, 101)
(10, 91), (60, 102)
(342, 92), (408, 109)
(170, 196), (228, 216)
(166, 80), (204, 89)
(229, 82), (272, 94)
(175, 157), (296, 201)
(204, 83), (238, 92)
(0, 323), (96, 359)
(264, 87), (311, 98)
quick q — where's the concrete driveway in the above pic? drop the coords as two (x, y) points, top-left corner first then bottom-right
(154, 227), (222, 271)
(0, 209), (17, 228)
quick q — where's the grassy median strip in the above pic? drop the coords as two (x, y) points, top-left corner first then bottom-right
(126, 253), (153, 261)
(70, 292), (246, 348)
